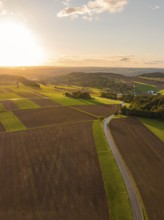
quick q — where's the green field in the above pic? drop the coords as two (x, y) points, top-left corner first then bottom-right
(139, 117), (164, 142)
(34, 85), (121, 106)
(133, 81), (158, 93)
(160, 90), (164, 95)
(13, 99), (40, 109)
(0, 91), (21, 100)
(0, 111), (26, 131)
(92, 96), (122, 105)
(92, 120), (133, 220)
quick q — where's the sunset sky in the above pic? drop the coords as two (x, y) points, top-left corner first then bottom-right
(0, 0), (164, 67)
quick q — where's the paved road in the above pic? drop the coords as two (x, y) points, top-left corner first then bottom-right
(103, 115), (144, 220)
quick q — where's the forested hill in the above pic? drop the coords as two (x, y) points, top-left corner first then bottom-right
(51, 72), (132, 87)
(50, 72), (164, 90)
(140, 72), (164, 78)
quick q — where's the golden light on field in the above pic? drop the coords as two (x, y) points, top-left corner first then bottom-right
(0, 22), (45, 66)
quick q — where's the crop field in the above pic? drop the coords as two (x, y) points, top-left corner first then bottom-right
(73, 104), (121, 117)
(0, 122), (109, 220)
(30, 98), (60, 107)
(139, 117), (164, 142)
(0, 100), (18, 111)
(0, 111), (26, 131)
(13, 106), (95, 128)
(15, 92), (43, 99)
(13, 99), (40, 109)
(109, 117), (164, 220)
(0, 90), (21, 100)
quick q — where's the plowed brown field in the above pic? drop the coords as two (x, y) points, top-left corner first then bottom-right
(0, 122), (109, 220)
(0, 100), (18, 111)
(30, 98), (59, 107)
(109, 117), (164, 220)
(13, 106), (95, 128)
(16, 92), (42, 99)
(73, 104), (121, 117)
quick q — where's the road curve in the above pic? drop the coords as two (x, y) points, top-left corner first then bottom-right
(103, 115), (144, 220)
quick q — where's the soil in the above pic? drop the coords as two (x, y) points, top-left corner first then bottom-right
(0, 100), (18, 111)
(13, 106), (95, 128)
(73, 104), (121, 117)
(0, 122), (109, 220)
(110, 117), (164, 220)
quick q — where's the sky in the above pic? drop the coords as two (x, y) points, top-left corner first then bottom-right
(0, 0), (164, 67)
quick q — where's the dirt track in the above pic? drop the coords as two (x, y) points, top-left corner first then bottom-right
(0, 122), (109, 220)
(110, 117), (164, 220)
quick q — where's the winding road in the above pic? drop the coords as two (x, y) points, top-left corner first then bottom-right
(103, 115), (144, 220)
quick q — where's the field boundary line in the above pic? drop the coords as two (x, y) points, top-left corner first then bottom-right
(0, 119), (94, 134)
(67, 105), (98, 118)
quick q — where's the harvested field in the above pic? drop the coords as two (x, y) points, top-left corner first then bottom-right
(0, 100), (18, 111)
(14, 106), (95, 128)
(0, 123), (5, 132)
(31, 98), (60, 107)
(0, 122), (109, 220)
(16, 92), (43, 99)
(73, 104), (121, 117)
(109, 117), (164, 220)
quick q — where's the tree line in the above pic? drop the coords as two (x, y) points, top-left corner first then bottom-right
(121, 94), (164, 119)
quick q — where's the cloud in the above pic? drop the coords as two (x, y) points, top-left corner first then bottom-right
(51, 55), (134, 67)
(144, 60), (164, 65)
(149, 5), (160, 10)
(120, 57), (131, 62)
(57, 0), (128, 19)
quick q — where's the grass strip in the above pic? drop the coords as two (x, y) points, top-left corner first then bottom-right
(139, 117), (164, 142)
(13, 99), (40, 109)
(0, 111), (26, 131)
(92, 120), (133, 220)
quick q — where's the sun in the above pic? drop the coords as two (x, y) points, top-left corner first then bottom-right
(0, 22), (46, 66)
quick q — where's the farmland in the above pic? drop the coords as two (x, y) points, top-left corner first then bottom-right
(0, 122), (109, 220)
(1, 70), (163, 220)
(109, 117), (164, 220)
(0, 81), (127, 219)
(73, 104), (121, 117)
(13, 106), (95, 128)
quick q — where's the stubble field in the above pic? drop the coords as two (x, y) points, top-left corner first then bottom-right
(109, 117), (164, 220)
(0, 122), (109, 220)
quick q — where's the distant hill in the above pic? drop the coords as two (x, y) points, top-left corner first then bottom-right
(1, 66), (164, 79)
(140, 72), (164, 78)
(0, 74), (40, 88)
